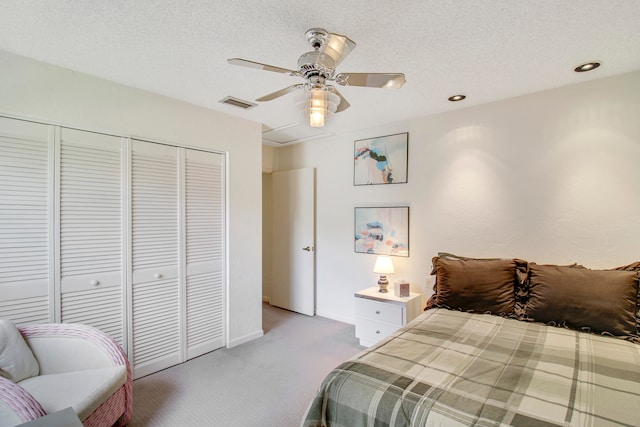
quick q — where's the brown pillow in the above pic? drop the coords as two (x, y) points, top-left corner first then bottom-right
(431, 257), (517, 315)
(525, 263), (638, 336)
(611, 261), (640, 340)
(514, 261), (581, 320)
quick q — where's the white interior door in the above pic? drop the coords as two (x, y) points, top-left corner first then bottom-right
(271, 168), (315, 316)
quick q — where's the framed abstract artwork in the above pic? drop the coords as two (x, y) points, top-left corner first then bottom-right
(354, 132), (408, 185)
(354, 206), (409, 257)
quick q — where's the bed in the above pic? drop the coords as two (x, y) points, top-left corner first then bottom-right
(302, 254), (640, 427)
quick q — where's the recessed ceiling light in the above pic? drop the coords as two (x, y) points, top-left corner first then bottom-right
(448, 94), (466, 102)
(574, 62), (601, 73)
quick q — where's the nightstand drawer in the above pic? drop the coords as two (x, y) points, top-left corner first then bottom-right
(355, 319), (398, 344)
(355, 297), (403, 326)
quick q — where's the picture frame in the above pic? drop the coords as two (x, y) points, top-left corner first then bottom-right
(354, 206), (409, 257)
(354, 132), (408, 185)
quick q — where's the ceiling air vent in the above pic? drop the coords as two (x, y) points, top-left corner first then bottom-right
(219, 96), (257, 110)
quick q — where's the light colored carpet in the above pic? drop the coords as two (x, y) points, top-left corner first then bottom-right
(129, 303), (363, 426)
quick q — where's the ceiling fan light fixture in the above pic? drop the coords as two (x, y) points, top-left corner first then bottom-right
(301, 84), (338, 128)
(229, 28), (404, 127)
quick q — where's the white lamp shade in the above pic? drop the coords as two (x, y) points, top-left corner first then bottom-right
(373, 255), (395, 274)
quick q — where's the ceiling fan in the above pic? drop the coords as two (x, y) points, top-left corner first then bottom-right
(228, 28), (406, 127)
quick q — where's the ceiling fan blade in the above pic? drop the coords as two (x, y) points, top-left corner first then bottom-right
(334, 73), (406, 89)
(256, 84), (303, 102)
(329, 86), (351, 113)
(227, 58), (298, 75)
(320, 32), (356, 68)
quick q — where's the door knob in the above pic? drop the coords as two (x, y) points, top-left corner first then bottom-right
(302, 246), (313, 252)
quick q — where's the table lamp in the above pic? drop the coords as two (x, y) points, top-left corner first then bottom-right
(373, 255), (395, 293)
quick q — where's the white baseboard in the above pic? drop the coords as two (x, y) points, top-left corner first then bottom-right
(316, 309), (355, 325)
(227, 329), (264, 348)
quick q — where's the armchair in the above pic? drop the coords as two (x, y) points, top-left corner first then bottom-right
(0, 323), (132, 427)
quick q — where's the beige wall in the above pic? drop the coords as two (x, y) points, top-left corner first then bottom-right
(262, 145), (276, 173)
(273, 71), (640, 323)
(262, 172), (273, 301)
(0, 50), (264, 346)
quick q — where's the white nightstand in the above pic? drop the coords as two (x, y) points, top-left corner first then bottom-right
(354, 286), (423, 347)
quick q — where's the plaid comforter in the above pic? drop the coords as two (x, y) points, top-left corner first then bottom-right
(302, 308), (640, 427)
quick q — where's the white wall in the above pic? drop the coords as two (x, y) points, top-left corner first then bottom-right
(273, 71), (640, 324)
(0, 50), (264, 346)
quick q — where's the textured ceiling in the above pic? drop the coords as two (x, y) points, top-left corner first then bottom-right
(1, 1), (640, 145)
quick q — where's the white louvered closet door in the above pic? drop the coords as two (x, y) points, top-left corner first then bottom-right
(58, 128), (126, 347)
(184, 149), (225, 359)
(130, 140), (180, 378)
(0, 117), (54, 324)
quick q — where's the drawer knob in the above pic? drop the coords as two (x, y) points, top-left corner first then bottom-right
(376, 330), (381, 334)
(154, 273), (162, 279)
(375, 310), (380, 314)
(90, 279), (99, 286)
